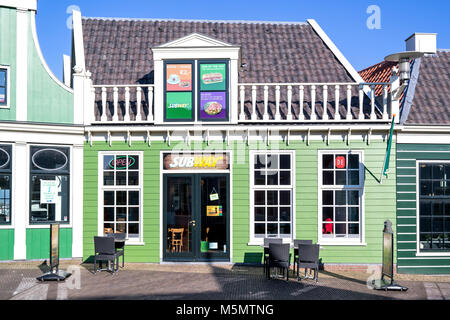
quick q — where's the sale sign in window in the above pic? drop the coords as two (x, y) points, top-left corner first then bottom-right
(166, 92), (193, 120)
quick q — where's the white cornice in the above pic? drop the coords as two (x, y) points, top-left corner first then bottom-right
(0, 122), (84, 135)
(156, 32), (234, 48)
(0, 0), (36, 11)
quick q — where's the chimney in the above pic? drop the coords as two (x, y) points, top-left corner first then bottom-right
(405, 33), (437, 54)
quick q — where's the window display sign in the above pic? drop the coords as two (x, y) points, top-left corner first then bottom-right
(207, 206), (223, 217)
(335, 156), (346, 169)
(166, 64), (192, 92)
(166, 92), (193, 120)
(200, 92), (227, 120)
(200, 63), (226, 91)
(163, 153), (230, 171)
(40, 180), (58, 204)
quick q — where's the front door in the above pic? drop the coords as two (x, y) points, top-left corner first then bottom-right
(163, 174), (229, 262)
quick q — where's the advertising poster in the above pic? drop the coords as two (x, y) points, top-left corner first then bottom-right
(166, 92), (193, 120)
(50, 224), (59, 269)
(166, 64), (192, 91)
(40, 180), (58, 204)
(207, 206), (223, 217)
(200, 92), (227, 120)
(200, 63), (226, 91)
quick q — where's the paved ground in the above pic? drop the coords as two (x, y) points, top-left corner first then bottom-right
(1, 261), (450, 300)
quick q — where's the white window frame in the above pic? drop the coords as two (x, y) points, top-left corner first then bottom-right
(249, 150), (296, 245)
(415, 160), (450, 257)
(98, 151), (144, 245)
(318, 150), (366, 246)
(0, 65), (10, 109)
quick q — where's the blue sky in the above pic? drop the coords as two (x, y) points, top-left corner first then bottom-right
(35, 0), (450, 81)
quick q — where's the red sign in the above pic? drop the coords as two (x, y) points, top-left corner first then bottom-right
(335, 156), (346, 169)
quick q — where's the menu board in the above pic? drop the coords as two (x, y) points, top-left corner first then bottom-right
(166, 64), (192, 92)
(166, 92), (193, 120)
(200, 92), (227, 120)
(382, 232), (393, 278)
(200, 63), (226, 91)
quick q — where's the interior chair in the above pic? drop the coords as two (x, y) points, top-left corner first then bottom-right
(170, 228), (184, 252)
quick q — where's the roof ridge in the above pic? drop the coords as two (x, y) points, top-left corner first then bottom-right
(81, 16), (308, 26)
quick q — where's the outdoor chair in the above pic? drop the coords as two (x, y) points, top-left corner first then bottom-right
(93, 236), (123, 274)
(296, 244), (320, 282)
(266, 243), (291, 281)
(263, 238), (283, 275)
(106, 232), (126, 268)
(293, 240), (313, 273)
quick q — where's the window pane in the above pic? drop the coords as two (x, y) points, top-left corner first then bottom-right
(116, 191), (127, 206)
(116, 207), (127, 221)
(348, 207), (359, 222)
(433, 181), (445, 196)
(128, 155), (139, 170)
(280, 155), (291, 169)
(335, 223), (346, 235)
(348, 191), (359, 205)
(335, 154), (347, 169)
(0, 175), (11, 224)
(0, 87), (5, 104)
(280, 207), (290, 222)
(104, 223), (114, 234)
(255, 191), (265, 205)
(420, 217), (432, 233)
(323, 191), (333, 205)
(128, 223), (139, 238)
(267, 223), (278, 235)
(255, 155), (265, 170)
(420, 164), (432, 179)
(420, 181), (432, 196)
(445, 203), (450, 216)
(280, 223), (291, 235)
(420, 201), (432, 215)
(104, 207), (114, 222)
(323, 171), (334, 185)
(116, 172), (127, 186)
(129, 191), (139, 206)
(323, 221), (333, 234)
(323, 155), (334, 169)
(433, 164), (445, 180)
(255, 207), (265, 221)
(348, 224), (359, 235)
(255, 223), (265, 235)
(349, 154), (359, 169)
(323, 207), (333, 221)
(266, 171), (279, 185)
(280, 191), (291, 205)
(335, 207), (346, 221)
(116, 223), (126, 234)
(103, 156), (114, 170)
(335, 191), (346, 205)
(336, 171), (346, 185)
(103, 172), (114, 186)
(128, 207), (139, 222)
(279, 171), (291, 185)
(433, 218), (444, 232)
(267, 191), (278, 205)
(433, 202), (444, 216)
(0, 70), (5, 87)
(267, 207), (278, 221)
(104, 191), (114, 205)
(254, 171), (265, 185)
(128, 171), (139, 186)
(348, 171), (359, 185)
(266, 154), (279, 170)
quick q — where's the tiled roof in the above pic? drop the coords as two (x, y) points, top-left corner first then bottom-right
(405, 50), (450, 125)
(359, 60), (397, 96)
(81, 17), (380, 121)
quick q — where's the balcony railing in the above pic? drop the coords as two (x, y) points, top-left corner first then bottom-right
(89, 82), (392, 125)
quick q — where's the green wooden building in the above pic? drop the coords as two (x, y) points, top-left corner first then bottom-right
(72, 11), (399, 268)
(0, 0), (84, 261)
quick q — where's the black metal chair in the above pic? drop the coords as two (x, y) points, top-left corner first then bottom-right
(94, 236), (123, 274)
(263, 238), (283, 275)
(107, 233), (126, 268)
(266, 243), (291, 281)
(296, 244), (320, 282)
(293, 240), (313, 272)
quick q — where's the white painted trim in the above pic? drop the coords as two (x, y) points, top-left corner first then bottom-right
(97, 151), (144, 244)
(317, 150), (365, 245)
(71, 145), (84, 258)
(306, 19), (365, 84)
(0, 143), (13, 230)
(248, 150), (296, 244)
(13, 142), (27, 260)
(0, 0), (36, 10)
(72, 10), (86, 72)
(156, 32), (234, 48)
(0, 65), (11, 109)
(29, 13), (73, 93)
(159, 149), (233, 263)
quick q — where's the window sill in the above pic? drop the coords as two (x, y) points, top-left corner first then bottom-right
(125, 241), (145, 246)
(415, 252), (450, 257)
(318, 242), (367, 246)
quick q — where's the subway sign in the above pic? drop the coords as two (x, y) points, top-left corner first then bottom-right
(163, 153), (230, 171)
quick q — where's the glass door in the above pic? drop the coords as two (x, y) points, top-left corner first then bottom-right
(163, 175), (196, 261)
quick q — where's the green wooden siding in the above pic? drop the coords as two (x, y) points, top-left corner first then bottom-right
(26, 12), (73, 124)
(396, 143), (450, 274)
(0, 229), (14, 260)
(26, 228), (72, 260)
(0, 7), (17, 121)
(84, 137), (396, 265)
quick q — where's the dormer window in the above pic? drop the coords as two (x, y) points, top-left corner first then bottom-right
(164, 59), (229, 122)
(0, 67), (8, 108)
